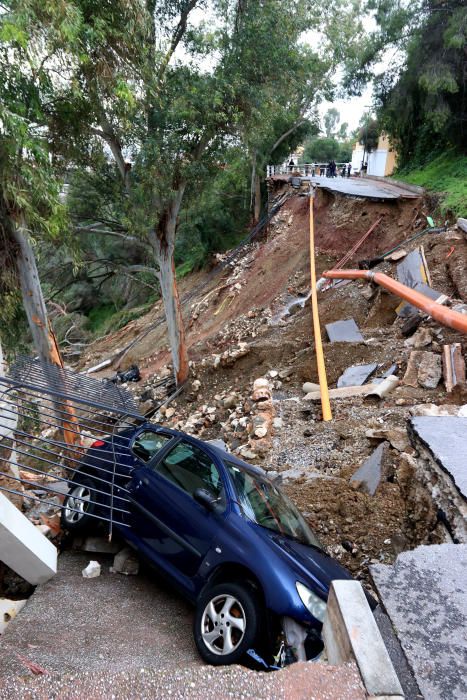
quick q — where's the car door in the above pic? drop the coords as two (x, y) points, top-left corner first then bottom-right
(129, 439), (226, 581)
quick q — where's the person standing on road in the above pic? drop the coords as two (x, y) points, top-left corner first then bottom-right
(347, 163), (351, 177)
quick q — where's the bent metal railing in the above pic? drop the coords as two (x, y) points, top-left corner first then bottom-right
(0, 357), (146, 538)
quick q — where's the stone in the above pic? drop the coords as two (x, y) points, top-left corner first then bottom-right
(254, 426), (268, 439)
(410, 403), (459, 417)
(403, 350), (442, 389)
(223, 395), (237, 409)
(417, 352), (442, 389)
(269, 370), (278, 378)
(165, 407), (175, 419)
(404, 327), (432, 349)
(365, 428), (410, 453)
(252, 378), (272, 402)
(350, 442), (387, 496)
(457, 217), (467, 234)
(113, 547), (140, 576)
(273, 417), (283, 429)
(192, 379), (201, 392)
(82, 560), (101, 579)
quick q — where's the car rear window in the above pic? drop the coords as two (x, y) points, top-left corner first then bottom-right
(132, 431), (171, 463)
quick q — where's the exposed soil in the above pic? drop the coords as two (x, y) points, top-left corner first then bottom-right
(58, 184), (467, 583)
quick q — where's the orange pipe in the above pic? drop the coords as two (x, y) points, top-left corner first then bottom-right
(322, 269), (467, 334)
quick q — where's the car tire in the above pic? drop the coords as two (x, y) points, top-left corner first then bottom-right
(61, 476), (98, 533)
(194, 582), (260, 665)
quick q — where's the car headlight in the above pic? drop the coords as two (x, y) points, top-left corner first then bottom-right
(296, 582), (327, 622)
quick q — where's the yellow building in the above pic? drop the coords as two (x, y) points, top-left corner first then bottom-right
(351, 133), (397, 176)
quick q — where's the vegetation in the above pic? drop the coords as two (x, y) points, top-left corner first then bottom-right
(397, 150), (467, 216)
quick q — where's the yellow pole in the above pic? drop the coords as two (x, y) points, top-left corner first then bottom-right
(308, 188), (332, 421)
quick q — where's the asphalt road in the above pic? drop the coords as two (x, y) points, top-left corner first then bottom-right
(273, 174), (420, 200)
(0, 552), (366, 699)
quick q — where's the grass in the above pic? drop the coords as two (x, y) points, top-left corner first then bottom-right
(396, 149), (467, 217)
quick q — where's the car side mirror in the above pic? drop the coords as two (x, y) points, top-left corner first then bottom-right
(194, 487), (219, 511)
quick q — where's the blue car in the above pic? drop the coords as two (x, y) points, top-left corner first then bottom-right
(61, 424), (354, 665)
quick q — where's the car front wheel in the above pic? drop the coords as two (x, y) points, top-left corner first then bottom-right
(61, 476), (98, 533)
(194, 582), (260, 665)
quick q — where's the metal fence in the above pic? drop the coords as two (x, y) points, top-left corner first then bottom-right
(0, 357), (146, 536)
(267, 163), (350, 177)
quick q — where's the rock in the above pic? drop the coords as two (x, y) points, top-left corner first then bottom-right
(252, 378), (272, 402)
(223, 395), (237, 409)
(365, 428), (411, 453)
(192, 379), (201, 392)
(113, 547), (140, 576)
(403, 351), (442, 389)
(238, 447), (257, 460)
(165, 407), (175, 419)
(254, 426), (268, 438)
(303, 382), (320, 394)
(269, 370), (278, 378)
(418, 353), (442, 389)
(410, 403), (460, 417)
(82, 561), (101, 579)
(404, 327), (433, 349)
(279, 368), (294, 379)
(0, 598), (27, 634)
(273, 417), (283, 429)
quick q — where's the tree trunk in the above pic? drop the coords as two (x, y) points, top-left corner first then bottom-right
(11, 216), (82, 449)
(10, 215), (63, 367)
(149, 186), (189, 386)
(254, 171), (261, 223)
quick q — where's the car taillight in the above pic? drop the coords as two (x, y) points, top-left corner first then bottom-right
(91, 440), (105, 448)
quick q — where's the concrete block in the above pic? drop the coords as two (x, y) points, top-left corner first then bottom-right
(0, 492), (57, 585)
(323, 580), (403, 698)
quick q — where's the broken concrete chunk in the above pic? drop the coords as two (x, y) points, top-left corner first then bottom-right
(457, 217), (467, 234)
(82, 560), (101, 579)
(113, 547), (139, 576)
(404, 327), (433, 349)
(365, 427), (410, 453)
(0, 492), (57, 585)
(337, 363), (378, 388)
(350, 442), (387, 496)
(417, 353), (442, 389)
(410, 403), (460, 417)
(252, 378), (272, 402)
(304, 384), (376, 401)
(325, 319), (364, 343)
(403, 351), (442, 389)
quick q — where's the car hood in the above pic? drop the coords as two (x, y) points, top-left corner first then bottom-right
(259, 528), (353, 594)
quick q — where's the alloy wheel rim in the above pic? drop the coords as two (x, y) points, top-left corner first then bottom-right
(64, 485), (91, 524)
(200, 594), (246, 655)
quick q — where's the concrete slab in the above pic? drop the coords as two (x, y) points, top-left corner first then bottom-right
(409, 416), (467, 500)
(397, 249), (427, 289)
(323, 580), (403, 698)
(371, 544), (467, 700)
(325, 319), (364, 343)
(337, 363), (378, 388)
(350, 442), (387, 496)
(0, 492), (57, 585)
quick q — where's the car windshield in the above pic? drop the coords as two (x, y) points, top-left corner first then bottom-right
(225, 462), (322, 548)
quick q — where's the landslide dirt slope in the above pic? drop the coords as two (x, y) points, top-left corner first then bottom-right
(78, 185), (467, 582)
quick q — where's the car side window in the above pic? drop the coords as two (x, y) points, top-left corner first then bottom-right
(132, 431), (171, 463)
(155, 441), (224, 502)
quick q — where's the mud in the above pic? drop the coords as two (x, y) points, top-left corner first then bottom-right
(72, 185), (467, 581)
